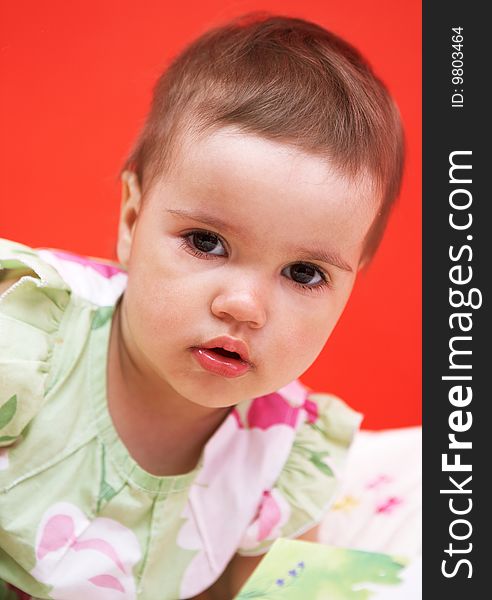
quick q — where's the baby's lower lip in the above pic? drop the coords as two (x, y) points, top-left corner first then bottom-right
(191, 348), (251, 378)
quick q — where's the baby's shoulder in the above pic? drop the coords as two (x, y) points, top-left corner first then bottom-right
(34, 246), (127, 307)
(0, 239), (126, 448)
(239, 383), (362, 557)
(0, 238), (127, 307)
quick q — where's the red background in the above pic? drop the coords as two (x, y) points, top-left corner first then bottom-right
(0, 0), (421, 429)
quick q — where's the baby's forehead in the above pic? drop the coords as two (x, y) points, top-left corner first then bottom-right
(170, 125), (378, 199)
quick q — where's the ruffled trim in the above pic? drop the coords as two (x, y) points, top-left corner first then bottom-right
(0, 239), (70, 445)
(237, 392), (362, 556)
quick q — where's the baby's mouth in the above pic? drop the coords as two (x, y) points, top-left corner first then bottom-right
(191, 335), (252, 378)
(209, 347), (242, 360)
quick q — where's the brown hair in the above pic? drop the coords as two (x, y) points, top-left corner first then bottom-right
(123, 13), (405, 262)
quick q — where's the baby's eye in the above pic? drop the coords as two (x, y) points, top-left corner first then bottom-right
(282, 262), (327, 288)
(184, 231), (227, 256)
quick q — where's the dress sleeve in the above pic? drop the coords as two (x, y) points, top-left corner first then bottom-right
(0, 239), (70, 446)
(237, 392), (362, 556)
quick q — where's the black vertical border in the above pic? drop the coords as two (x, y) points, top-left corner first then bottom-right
(423, 1), (488, 597)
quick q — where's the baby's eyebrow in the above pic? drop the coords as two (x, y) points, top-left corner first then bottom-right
(294, 248), (353, 273)
(166, 208), (241, 236)
(166, 207), (353, 273)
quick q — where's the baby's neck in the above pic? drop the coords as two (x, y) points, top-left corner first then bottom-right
(105, 301), (230, 477)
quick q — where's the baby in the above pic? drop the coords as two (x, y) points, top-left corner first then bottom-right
(0, 14), (404, 600)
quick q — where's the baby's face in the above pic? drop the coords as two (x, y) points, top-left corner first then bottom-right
(117, 128), (379, 408)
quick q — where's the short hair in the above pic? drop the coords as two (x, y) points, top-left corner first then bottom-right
(123, 13), (405, 262)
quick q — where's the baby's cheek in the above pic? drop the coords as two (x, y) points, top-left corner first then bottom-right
(275, 327), (324, 377)
(288, 310), (334, 349)
(132, 266), (181, 319)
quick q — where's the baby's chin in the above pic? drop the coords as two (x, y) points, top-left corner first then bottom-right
(182, 375), (303, 410)
(183, 384), (259, 410)
(176, 375), (268, 409)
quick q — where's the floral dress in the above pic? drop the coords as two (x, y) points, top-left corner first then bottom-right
(0, 238), (361, 600)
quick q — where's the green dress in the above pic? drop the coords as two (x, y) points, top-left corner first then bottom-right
(0, 238), (361, 599)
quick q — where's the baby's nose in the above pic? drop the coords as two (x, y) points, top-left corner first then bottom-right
(210, 288), (267, 328)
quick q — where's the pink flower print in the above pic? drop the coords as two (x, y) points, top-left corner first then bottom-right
(246, 383), (318, 430)
(31, 502), (141, 600)
(303, 398), (318, 424)
(38, 249), (127, 307)
(247, 393), (300, 429)
(257, 492), (282, 541)
(375, 496), (403, 514)
(50, 250), (124, 279)
(366, 474), (393, 489)
(231, 408), (244, 429)
(276, 380), (318, 423)
(277, 380), (309, 407)
(240, 489), (292, 550)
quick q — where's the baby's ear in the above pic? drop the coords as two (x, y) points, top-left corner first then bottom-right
(117, 171), (142, 267)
